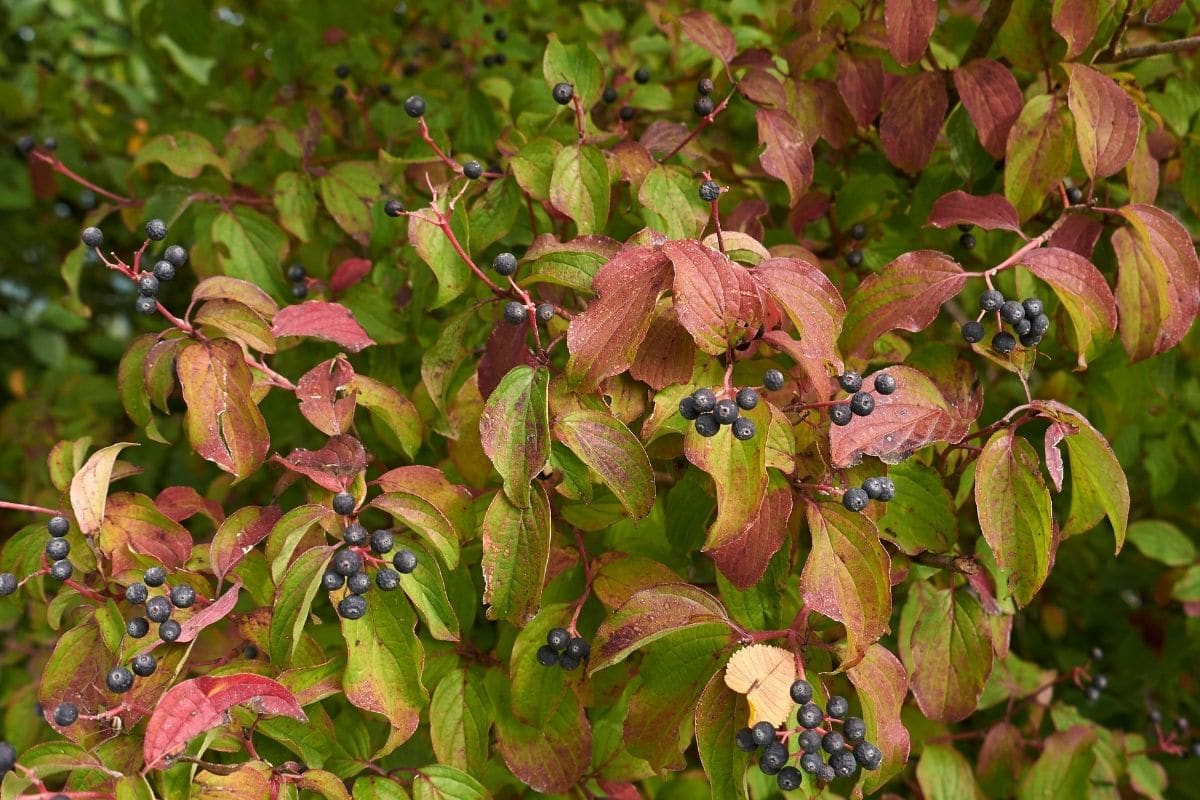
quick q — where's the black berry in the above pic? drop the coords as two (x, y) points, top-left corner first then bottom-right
(960, 233), (976, 250)
(798, 702), (823, 728)
(694, 413), (719, 437)
(846, 248), (864, 267)
(153, 260), (176, 282)
(536, 645), (559, 667)
(843, 716), (867, 742)
(462, 160), (483, 180)
(331, 84), (347, 102)
(602, 87), (618, 103)
(790, 679), (814, 704)
(334, 63), (350, 79)
(45, 538), (69, 560)
(291, 283), (308, 299)
(731, 418), (756, 441)
(495, 28), (507, 42)
(126, 617), (150, 638)
(679, 396), (700, 420)
(843, 488), (869, 512)
(559, 653), (581, 671)
(1014, 318), (1032, 336)
(159, 619), (182, 642)
(760, 742), (788, 774)
(0, 573), (17, 596)
(854, 741), (883, 770)
(694, 96), (714, 116)
(134, 295), (157, 315)
(777, 766), (802, 791)
(816, 763), (836, 783)
(830, 750), (859, 777)
(376, 569), (400, 591)
(862, 477), (884, 500)
(536, 303), (555, 323)
(735, 727), (757, 751)
(286, 263), (306, 283)
(829, 404), (852, 426)
(821, 730), (845, 753)
(378, 83), (392, 96)
(385, 199), (405, 217)
(735, 388), (759, 410)
(547, 627), (571, 650)
(131, 654), (157, 677)
(347, 572), (372, 595)
(999, 300), (1025, 324)
(874, 373), (896, 395)
(633, 67), (650, 84)
(322, 569), (345, 591)
(763, 369), (785, 391)
(1022, 297), (1044, 317)
(163, 245), (188, 267)
(393, 549), (417, 573)
(697, 77), (714, 95)
(145, 566), (167, 587)
(1067, 186), (1084, 204)
(618, 105), (635, 121)
(838, 371), (863, 393)
(49, 559), (73, 581)
(992, 332), (1016, 354)
(370, 530), (394, 554)
(876, 477), (896, 502)
(145, 219), (167, 241)
(137, 273), (159, 297)
(492, 252), (518, 276)
(1031, 313), (1050, 335)
(0, 741), (15, 772)
(798, 729), (822, 754)
(146, 596), (172, 623)
(48, 515), (70, 537)
(343, 522), (367, 546)
(566, 637), (590, 659)
(850, 223), (867, 240)
(800, 752), (823, 774)
(713, 399), (739, 425)
(961, 320), (985, 343)
(81, 227), (103, 247)
(979, 289), (1005, 312)
(692, 387), (717, 413)
(826, 695), (849, 718)
(332, 491), (356, 515)
(751, 721), (776, 747)
(503, 301), (528, 325)
(404, 95), (426, 118)
(333, 549), (363, 577)
(698, 180), (720, 202)
(170, 584), (196, 609)
(16, 135), (35, 155)
(552, 82), (574, 105)
(53, 703), (78, 727)
(850, 391), (875, 416)
(338, 595), (367, 620)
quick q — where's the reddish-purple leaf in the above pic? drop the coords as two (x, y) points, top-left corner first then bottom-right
(329, 257), (372, 293)
(480, 365), (551, 508)
(1020, 246), (1118, 367)
(176, 581), (241, 643)
(1113, 204), (1200, 361)
(190, 276), (278, 320)
(630, 306), (696, 390)
(155, 486), (224, 525)
(373, 466), (472, 569)
(755, 108), (814, 206)
(836, 52), (883, 129)
(274, 434), (368, 492)
(566, 244), (673, 391)
(738, 68), (788, 108)
(99, 492), (193, 574)
(751, 256), (846, 374)
(953, 59), (1023, 159)
(707, 481), (793, 590)
(144, 674), (306, 768)
(800, 502), (891, 664)
(841, 251), (967, 359)
(761, 330), (836, 400)
(1044, 422), (1074, 493)
(1051, 0), (1100, 59)
(211, 504), (280, 581)
(478, 321), (538, 399)
(590, 584), (731, 672)
(70, 442), (138, 535)
(884, 0), (936, 66)
(1063, 63), (1140, 180)
(880, 71), (948, 174)
(899, 582), (993, 722)
(829, 365), (977, 467)
(178, 339), (270, 480)
(677, 10), (736, 64)
(1147, 0), (1184, 23)
(271, 301), (375, 352)
(296, 356), (356, 436)
(846, 645), (912, 792)
(1048, 214), (1104, 259)
(928, 191), (1022, 234)
(666, 240), (765, 355)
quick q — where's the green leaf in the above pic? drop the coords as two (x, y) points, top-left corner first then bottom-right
(683, 403), (769, 550)
(1017, 726), (1096, 799)
(591, 584), (730, 672)
(480, 365), (550, 508)
(1126, 520), (1195, 567)
(481, 485), (551, 625)
(468, 178), (521, 254)
(132, 131), (230, 180)
(268, 546), (333, 665)
(542, 33), (603, 107)
(510, 137), (562, 202)
(694, 673), (750, 800)
(1004, 94), (1075, 221)
(354, 778), (411, 800)
(488, 669), (591, 795)
(975, 429), (1054, 607)
(319, 161), (378, 242)
(413, 765), (492, 800)
(410, 197), (473, 308)
(274, 171), (317, 242)
(917, 744), (985, 800)
(639, 166), (709, 241)
(553, 409), (654, 519)
(1171, 565), (1200, 602)
(153, 35), (216, 84)
(211, 205), (291, 300)
(429, 669), (492, 775)
(877, 460), (956, 554)
(371, 466), (472, 570)
(350, 374), (423, 460)
(396, 539), (461, 641)
(549, 144), (610, 235)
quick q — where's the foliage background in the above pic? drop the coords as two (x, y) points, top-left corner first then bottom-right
(0, 0), (1198, 798)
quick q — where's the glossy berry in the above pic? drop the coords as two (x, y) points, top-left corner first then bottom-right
(145, 219), (167, 241)
(54, 703), (78, 727)
(694, 96), (714, 116)
(1014, 318), (1032, 336)
(876, 477), (896, 502)
(536, 645), (559, 667)
(347, 572), (372, 595)
(961, 320), (985, 343)
(633, 67), (650, 84)
(846, 248), (864, 267)
(81, 227), (103, 247)
(1067, 186), (1084, 204)
(546, 627), (571, 650)
(760, 742), (788, 774)
(850, 391), (875, 416)
(376, 568), (400, 591)
(618, 105), (635, 121)
(0, 573), (17, 596)
(735, 727), (757, 751)
(798, 702), (824, 729)
(384, 198), (405, 217)
(822, 730), (846, 753)
(735, 387), (759, 410)
(146, 596), (172, 623)
(559, 653), (581, 670)
(45, 538), (69, 560)
(48, 515), (70, 537)
(874, 373), (896, 395)
(536, 303), (555, 323)
(284, 264), (306, 285)
(826, 695), (849, 718)
(153, 260), (176, 282)
(855, 741), (883, 770)
(404, 95), (426, 117)
(163, 245), (188, 267)
(980, 289), (1005, 312)
(698, 180), (720, 202)
(566, 637), (590, 659)
(862, 477), (884, 500)
(829, 404), (852, 426)
(322, 569), (344, 591)
(999, 300), (1025, 324)
(697, 77), (714, 95)
(751, 720), (777, 746)
(800, 752), (823, 774)
(159, 619), (182, 642)
(602, 86), (618, 103)
(332, 491), (356, 515)
(960, 233), (976, 250)
(170, 584), (196, 609)
(134, 295), (157, 315)
(992, 331), (1017, 354)
(503, 300), (528, 325)
(333, 549), (363, 577)
(790, 678), (814, 704)
(492, 252), (518, 276)
(830, 750), (859, 777)
(343, 522), (367, 546)
(370, 530), (394, 554)
(777, 766), (802, 791)
(843, 488), (869, 512)
(1031, 313), (1050, 335)
(137, 273), (159, 297)
(131, 654), (157, 677)
(678, 396), (700, 420)
(694, 413), (720, 437)
(49, 559), (73, 581)
(338, 595), (367, 620)
(692, 387), (717, 413)
(850, 223), (867, 240)
(838, 371), (863, 393)
(1022, 297), (1044, 317)
(393, 549), (418, 573)
(763, 369), (785, 391)
(731, 417), (756, 441)
(462, 160), (483, 179)
(552, 82), (574, 105)
(144, 566), (166, 587)
(125, 617), (149, 637)
(713, 399), (739, 425)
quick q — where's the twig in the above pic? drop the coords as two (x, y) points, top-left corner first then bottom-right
(1096, 35), (1200, 62)
(912, 552), (980, 575)
(30, 151), (136, 206)
(661, 89), (736, 161)
(0, 499), (59, 516)
(963, 0), (1015, 61)
(1095, 0), (1135, 63)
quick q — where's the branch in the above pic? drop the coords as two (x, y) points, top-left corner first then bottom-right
(963, 0), (1015, 62)
(1096, 0), (1135, 62)
(1096, 35), (1200, 63)
(912, 552), (980, 575)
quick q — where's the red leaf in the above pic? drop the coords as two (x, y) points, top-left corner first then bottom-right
(100, 492), (193, 574)
(666, 240), (765, 355)
(884, 0), (936, 66)
(177, 339), (270, 480)
(1051, 0), (1100, 59)
(274, 434), (368, 492)
(836, 52), (884, 129)
(211, 504), (281, 581)
(846, 645), (912, 791)
(755, 108), (814, 206)
(829, 366), (978, 467)
(478, 321), (538, 399)
(1048, 214), (1103, 259)
(271, 301), (375, 352)
(1020, 247), (1118, 367)
(677, 10), (736, 64)
(707, 482), (793, 589)
(190, 276), (279, 320)
(953, 60), (1023, 159)
(1063, 63), (1140, 180)
(177, 581), (241, 643)
(296, 356), (357, 436)
(1147, 0), (1184, 23)
(841, 251), (967, 359)
(329, 257), (372, 293)
(1044, 422), (1075, 493)
(752, 255), (846, 378)
(880, 71), (948, 174)
(630, 306), (697, 390)
(566, 244), (673, 391)
(738, 68), (788, 108)
(144, 674), (306, 768)
(154, 486), (225, 525)
(928, 191), (1022, 234)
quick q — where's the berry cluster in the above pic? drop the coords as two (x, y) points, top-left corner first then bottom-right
(678, 386), (758, 441)
(693, 76), (715, 117)
(321, 493), (417, 620)
(0, 514), (76, 593)
(842, 475), (896, 513)
(535, 626), (590, 671)
(828, 371), (895, 427)
(845, 222), (866, 267)
(958, 223), (977, 250)
(286, 263), (308, 298)
(734, 680), (883, 790)
(79, 222), (187, 316)
(961, 291), (1049, 354)
(493, 251), (554, 326)
(328, 63), (395, 104)
(123, 565), (192, 645)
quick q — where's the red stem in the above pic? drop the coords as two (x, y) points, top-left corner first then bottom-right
(0, 500), (59, 515)
(30, 151), (135, 206)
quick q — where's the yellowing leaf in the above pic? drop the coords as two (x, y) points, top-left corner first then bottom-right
(723, 644), (795, 727)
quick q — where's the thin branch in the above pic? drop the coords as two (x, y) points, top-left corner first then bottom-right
(1096, 35), (1200, 62)
(912, 552), (980, 575)
(963, 0), (1015, 62)
(0, 499), (59, 516)
(30, 151), (136, 206)
(1096, 0), (1135, 63)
